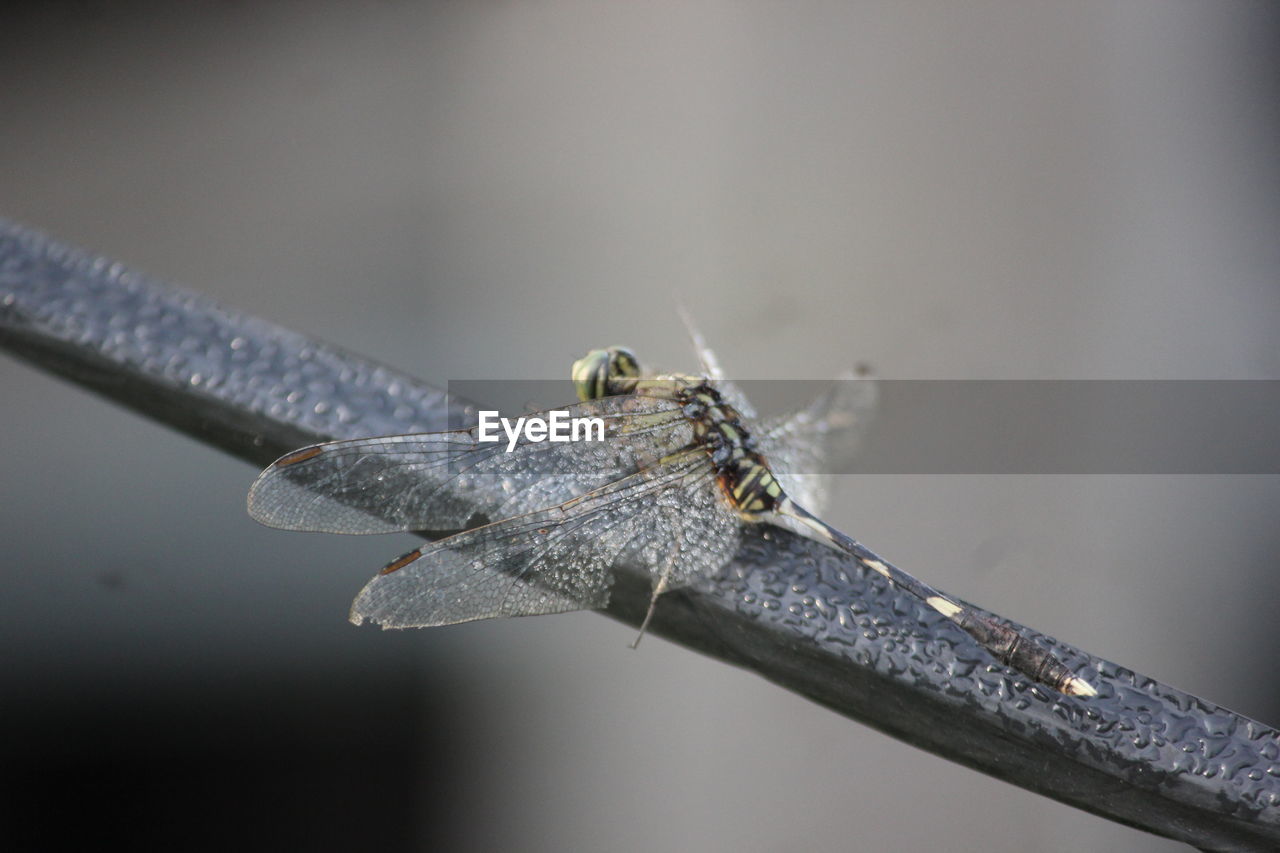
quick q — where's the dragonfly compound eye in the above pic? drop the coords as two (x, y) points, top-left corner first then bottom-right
(571, 346), (641, 400)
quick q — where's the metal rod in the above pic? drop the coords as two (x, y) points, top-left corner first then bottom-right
(2, 219), (1277, 851)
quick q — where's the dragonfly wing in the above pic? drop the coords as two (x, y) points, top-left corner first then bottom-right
(350, 450), (740, 628)
(677, 302), (725, 380)
(757, 372), (877, 514)
(674, 305), (757, 419)
(247, 395), (691, 534)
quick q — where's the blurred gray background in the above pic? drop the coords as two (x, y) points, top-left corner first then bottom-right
(2, 2), (1277, 851)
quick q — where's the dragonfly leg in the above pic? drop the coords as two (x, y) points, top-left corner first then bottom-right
(631, 573), (669, 649)
(631, 503), (685, 649)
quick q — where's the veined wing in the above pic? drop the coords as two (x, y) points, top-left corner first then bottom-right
(756, 373), (877, 515)
(675, 305), (757, 420)
(349, 448), (741, 628)
(248, 395), (692, 535)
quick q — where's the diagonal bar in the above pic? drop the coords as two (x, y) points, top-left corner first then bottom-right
(2, 219), (1276, 851)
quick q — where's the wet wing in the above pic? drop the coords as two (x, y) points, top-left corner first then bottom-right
(349, 449), (742, 628)
(248, 395), (691, 535)
(756, 373), (877, 514)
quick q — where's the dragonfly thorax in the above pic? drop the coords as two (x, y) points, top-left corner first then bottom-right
(688, 391), (783, 518)
(660, 379), (784, 519)
(572, 346), (785, 519)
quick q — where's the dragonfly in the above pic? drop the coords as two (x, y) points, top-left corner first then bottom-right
(248, 333), (1096, 698)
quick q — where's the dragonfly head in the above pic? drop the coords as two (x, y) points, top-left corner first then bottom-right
(572, 346), (641, 400)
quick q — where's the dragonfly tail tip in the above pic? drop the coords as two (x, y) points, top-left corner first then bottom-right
(1064, 676), (1098, 698)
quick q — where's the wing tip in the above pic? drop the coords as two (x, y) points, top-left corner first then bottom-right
(380, 548), (423, 575)
(245, 476), (273, 524)
(275, 445), (325, 467)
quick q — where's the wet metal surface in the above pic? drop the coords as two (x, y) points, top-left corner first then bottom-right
(3, 220), (1278, 850)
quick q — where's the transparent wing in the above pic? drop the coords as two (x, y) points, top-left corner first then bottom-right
(248, 395), (692, 535)
(677, 302), (725, 381)
(675, 304), (757, 419)
(349, 450), (742, 628)
(757, 373), (877, 514)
